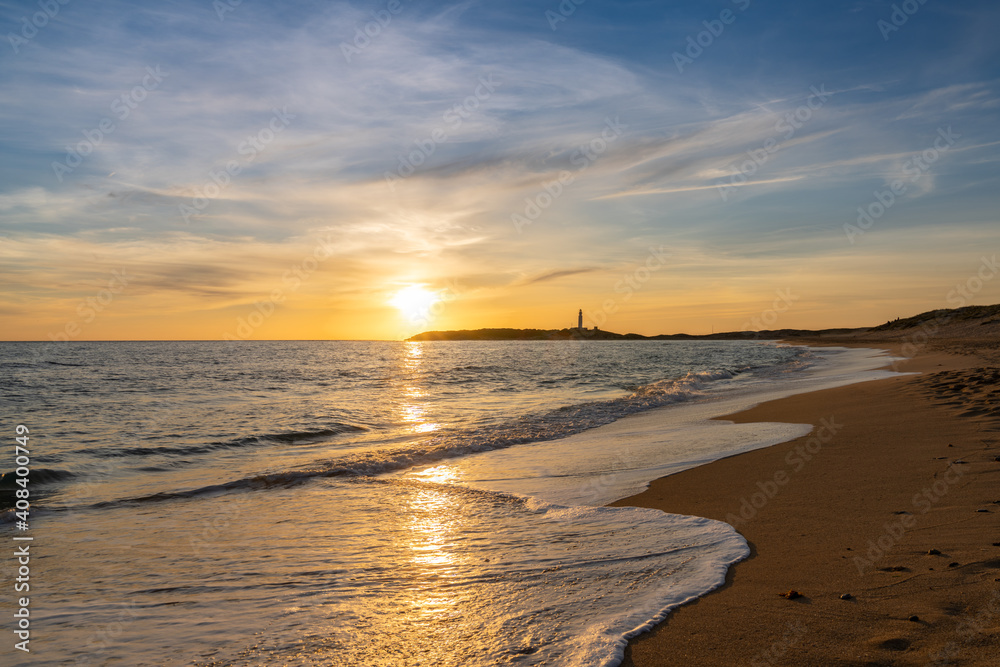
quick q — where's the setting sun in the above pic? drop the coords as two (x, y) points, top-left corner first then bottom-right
(389, 285), (442, 322)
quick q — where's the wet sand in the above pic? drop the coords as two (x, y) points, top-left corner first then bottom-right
(614, 341), (1000, 666)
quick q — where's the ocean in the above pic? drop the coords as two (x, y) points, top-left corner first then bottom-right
(1, 340), (902, 666)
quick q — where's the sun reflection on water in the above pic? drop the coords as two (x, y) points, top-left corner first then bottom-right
(397, 342), (441, 434)
(404, 487), (459, 571)
(395, 481), (472, 638)
(410, 465), (461, 486)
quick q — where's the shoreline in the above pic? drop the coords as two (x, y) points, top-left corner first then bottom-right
(612, 339), (1000, 666)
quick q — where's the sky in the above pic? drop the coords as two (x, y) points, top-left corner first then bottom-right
(1, 0), (999, 341)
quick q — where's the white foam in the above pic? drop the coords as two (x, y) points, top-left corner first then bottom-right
(403, 345), (907, 506)
(396, 345), (909, 665)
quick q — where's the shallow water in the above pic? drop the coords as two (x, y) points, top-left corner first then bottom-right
(0, 340), (898, 665)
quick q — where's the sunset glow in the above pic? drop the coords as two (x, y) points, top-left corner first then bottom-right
(390, 286), (442, 323)
(1, 1), (998, 341)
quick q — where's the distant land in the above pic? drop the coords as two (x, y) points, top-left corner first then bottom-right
(407, 304), (1000, 342)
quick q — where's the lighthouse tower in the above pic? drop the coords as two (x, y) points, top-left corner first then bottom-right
(577, 309), (583, 330)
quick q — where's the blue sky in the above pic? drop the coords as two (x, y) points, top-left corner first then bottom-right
(2, 0), (999, 339)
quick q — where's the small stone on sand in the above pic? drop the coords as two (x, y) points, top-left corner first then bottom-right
(909, 615), (920, 622)
(840, 593), (853, 600)
(927, 549), (941, 555)
(778, 590), (802, 600)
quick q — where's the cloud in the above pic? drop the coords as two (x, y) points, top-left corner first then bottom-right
(519, 267), (600, 286)
(1, 0), (999, 337)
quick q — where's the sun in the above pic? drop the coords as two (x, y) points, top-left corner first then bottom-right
(389, 285), (442, 322)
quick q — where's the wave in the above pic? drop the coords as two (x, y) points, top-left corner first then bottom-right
(262, 426), (367, 443)
(88, 470), (345, 507)
(77, 424), (368, 459)
(0, 467), (75, 489)
(628, 368), (741, 395)
(0, 468), (76, 512)
(71, 368), (754, 509)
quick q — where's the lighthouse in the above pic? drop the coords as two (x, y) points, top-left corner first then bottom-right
(577, 309), (583, 330)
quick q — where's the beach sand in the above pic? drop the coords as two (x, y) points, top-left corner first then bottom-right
(614, 339), (1000, 666)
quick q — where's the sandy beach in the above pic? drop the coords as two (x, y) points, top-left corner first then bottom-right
(615, 336), (1000, 666)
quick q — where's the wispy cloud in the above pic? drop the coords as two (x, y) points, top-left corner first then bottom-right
(519, 268), (600, 285)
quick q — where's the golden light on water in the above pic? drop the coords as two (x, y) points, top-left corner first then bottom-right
(394, 485), (466, 655)
(411, 465), (461, 486)
(403, 484), (461, 572)
(402, 401), (440, 434)
(398, 342), (441, 434)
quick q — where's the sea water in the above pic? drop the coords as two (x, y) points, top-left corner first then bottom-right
(0, 340), (901, 665)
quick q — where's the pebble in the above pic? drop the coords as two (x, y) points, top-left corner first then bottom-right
(927, 549), (941, 555)
(840, 593), (853, 600)
(977, 509), (990, 513)
(948, 562), (960, 568)
(779, 590), (802, 600)
(909, 615), (920, 623)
